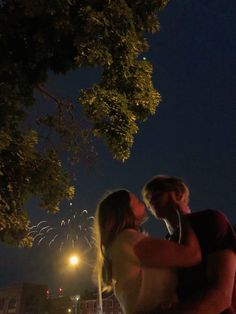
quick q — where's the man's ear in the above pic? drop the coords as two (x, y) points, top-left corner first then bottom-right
(170, 191), (184, 204)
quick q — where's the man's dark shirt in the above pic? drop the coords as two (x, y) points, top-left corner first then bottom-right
(169, 209), (236, 314)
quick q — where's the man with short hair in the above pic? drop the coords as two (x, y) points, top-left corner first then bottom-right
(142, 175), (236, 314)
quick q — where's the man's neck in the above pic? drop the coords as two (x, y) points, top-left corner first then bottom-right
(164, 206), (191, 235)
(164, 217), (178, 235)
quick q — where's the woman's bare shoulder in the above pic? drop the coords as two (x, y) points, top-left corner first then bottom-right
(113, 228), (147, 248)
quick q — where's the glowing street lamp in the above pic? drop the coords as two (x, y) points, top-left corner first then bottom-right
(69, 254), (80, 267)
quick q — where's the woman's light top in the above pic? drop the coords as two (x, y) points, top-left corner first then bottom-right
(111, 229), (178, 314)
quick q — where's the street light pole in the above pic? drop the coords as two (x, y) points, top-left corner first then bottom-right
(70, 295), (80, 314)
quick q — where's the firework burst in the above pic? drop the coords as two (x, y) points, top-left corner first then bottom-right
(29, 209), (94, 252)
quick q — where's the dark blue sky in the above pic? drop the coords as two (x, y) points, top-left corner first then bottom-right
(0, 0), (235, 295)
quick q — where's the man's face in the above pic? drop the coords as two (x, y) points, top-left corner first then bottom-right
(148, 191), (177, 219)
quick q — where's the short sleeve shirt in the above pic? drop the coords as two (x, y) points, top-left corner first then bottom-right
(170, 209), (236, 314)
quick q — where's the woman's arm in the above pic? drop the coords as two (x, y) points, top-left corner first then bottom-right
(134, 214), (201, 268)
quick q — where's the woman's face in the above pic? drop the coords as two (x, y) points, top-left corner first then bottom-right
(129, 193), (147, 225)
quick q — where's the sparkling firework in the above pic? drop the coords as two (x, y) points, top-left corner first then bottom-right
(29, 209), (94, 251)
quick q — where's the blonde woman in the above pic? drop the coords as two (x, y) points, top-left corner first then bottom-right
(94, 189), (201, 314)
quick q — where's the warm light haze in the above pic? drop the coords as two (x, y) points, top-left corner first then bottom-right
(69, 255), (80, 266)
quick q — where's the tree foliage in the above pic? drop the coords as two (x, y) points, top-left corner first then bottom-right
(0, 0), (169, 246)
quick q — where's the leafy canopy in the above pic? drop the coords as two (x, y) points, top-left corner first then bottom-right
(0, 0), (168, 246)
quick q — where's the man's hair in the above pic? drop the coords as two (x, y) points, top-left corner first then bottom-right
(142, 175), (189, 205)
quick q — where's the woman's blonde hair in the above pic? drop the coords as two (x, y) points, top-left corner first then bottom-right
(93, 189), (136, 291)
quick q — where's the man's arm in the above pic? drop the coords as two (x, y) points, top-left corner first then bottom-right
(163, 249), (236, 314)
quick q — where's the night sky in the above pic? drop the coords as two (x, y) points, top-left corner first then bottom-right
(0, 1), (235, 296)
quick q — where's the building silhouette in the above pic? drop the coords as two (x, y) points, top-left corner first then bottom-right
(77, 290), (122, 314)
(0, 283), (48, 314)
(0, 283), (123, 314)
